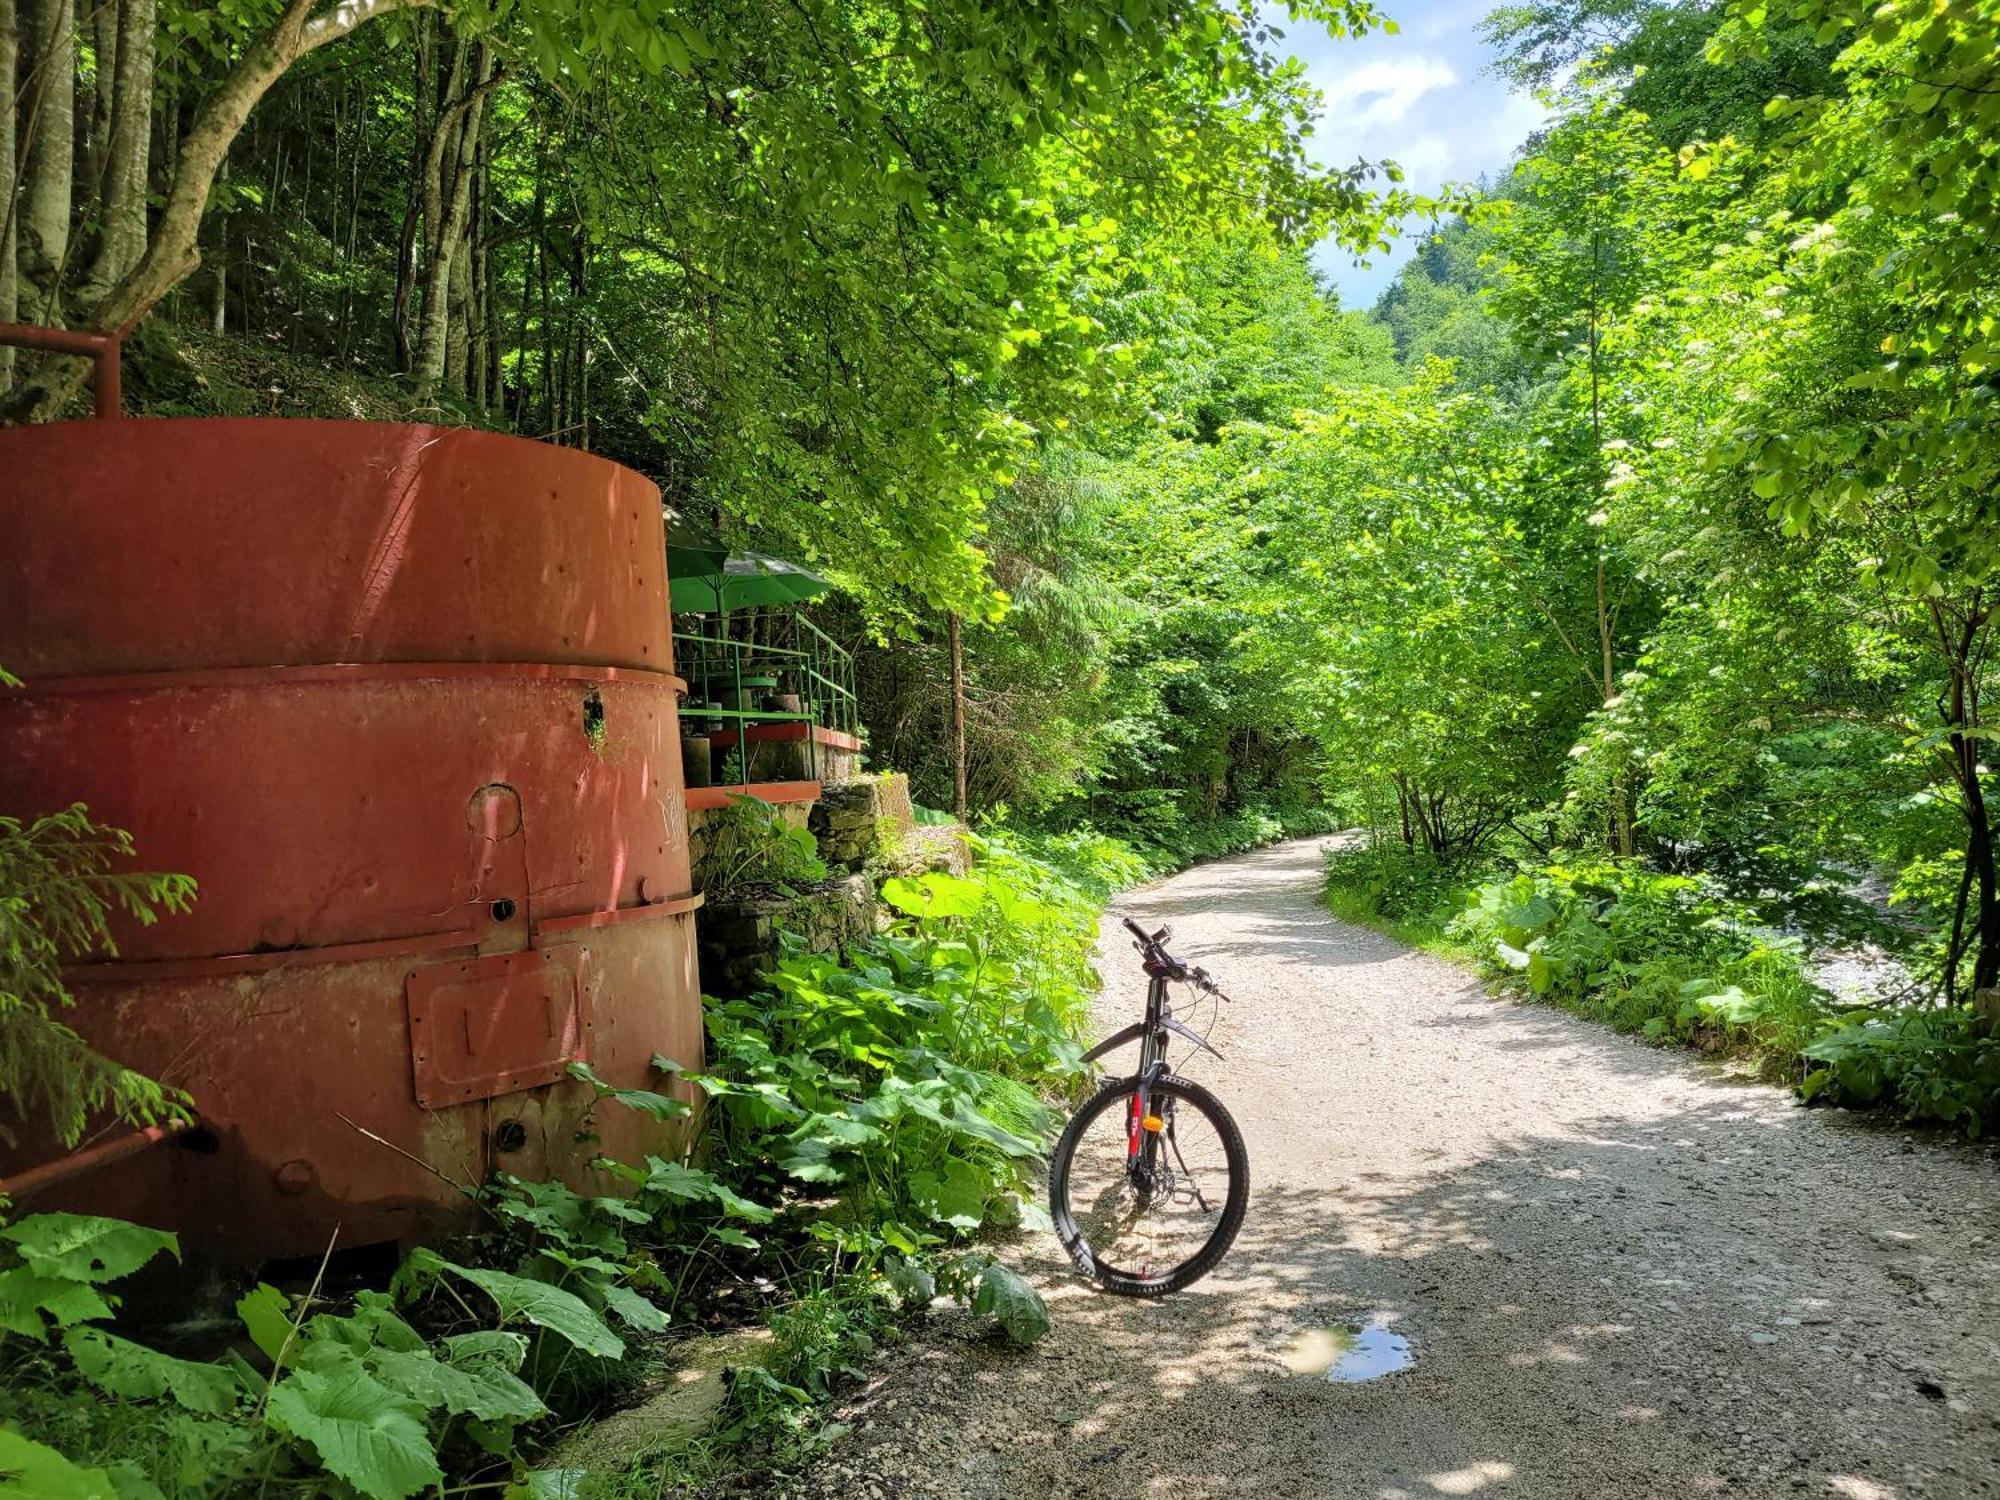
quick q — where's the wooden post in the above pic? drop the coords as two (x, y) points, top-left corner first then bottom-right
(948, 613), (967, 821)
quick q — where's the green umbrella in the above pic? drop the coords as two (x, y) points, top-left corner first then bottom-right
(669, 549), (832, 614)
(665, 516), (730, 582)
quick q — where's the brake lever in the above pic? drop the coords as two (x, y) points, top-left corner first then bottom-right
(1189, 967), (1232, 1003)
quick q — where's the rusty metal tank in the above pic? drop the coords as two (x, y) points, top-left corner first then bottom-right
(0, 418), (704, 1260)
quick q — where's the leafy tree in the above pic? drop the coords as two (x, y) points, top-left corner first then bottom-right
(1699, 0), (2000, 995)
(3, 0), (1406, 620)
(1370, 214), (1527, 393)
(1483, 0), (1835, 145)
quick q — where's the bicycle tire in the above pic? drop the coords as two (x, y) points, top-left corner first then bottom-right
(1048, 1072), (1248, 1297)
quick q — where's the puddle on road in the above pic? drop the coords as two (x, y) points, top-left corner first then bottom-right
(1282, 1318), (1414, 1383)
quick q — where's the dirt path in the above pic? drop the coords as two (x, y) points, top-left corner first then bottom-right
(785, 838), (2000, 1499)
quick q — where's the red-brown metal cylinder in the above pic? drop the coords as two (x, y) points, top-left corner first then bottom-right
(0, 419), (703, 1260)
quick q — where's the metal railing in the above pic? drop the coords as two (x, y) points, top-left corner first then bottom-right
(673, 610), (860, 785)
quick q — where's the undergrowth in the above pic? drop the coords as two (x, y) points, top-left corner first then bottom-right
(1326, 840), (2000, 1138)
(1012, 802), (1342, 900)
(0, 833), (1095, 1498)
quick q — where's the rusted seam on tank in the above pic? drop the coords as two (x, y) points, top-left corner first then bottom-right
(9, 663), (689, 696)
(534, 893), (704, 936)
(63, 925), (481, 982)
(69, 892), (706, 980)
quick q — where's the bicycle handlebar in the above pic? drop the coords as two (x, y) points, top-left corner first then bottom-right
(1122, 917), (1232, 1002)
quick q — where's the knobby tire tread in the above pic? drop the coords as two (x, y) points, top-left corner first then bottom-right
(1048, 1072), (1248, 1297)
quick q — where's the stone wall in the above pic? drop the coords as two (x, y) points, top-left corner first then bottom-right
(691, 770), (972, 997)
(697, 872), (878, 996)
(810, 772), (917, 869)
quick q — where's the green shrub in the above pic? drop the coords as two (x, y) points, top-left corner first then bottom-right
(1323, 841), (1478, 933)
(1450, 861), (1812, 1037)
(1799, 1008), (2000, 1136)
(696, 795), (828, 893)
(1003, 826), (1157, 899)
(1446, 859), (2000, 1136)
(698, 837), (1098, 1260)
(1081, 795), (1336, 872)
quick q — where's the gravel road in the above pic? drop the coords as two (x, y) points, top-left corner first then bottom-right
(784, 838), (2000, 1500)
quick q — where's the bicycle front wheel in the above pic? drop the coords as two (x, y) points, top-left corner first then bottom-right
(1048, 1072), (1248, 1297)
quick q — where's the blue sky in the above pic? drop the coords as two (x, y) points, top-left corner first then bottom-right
(1280, 0), (1548, 309)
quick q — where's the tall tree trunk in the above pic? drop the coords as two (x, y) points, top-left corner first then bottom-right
(82, 0), (153, 303)
(208, 236), (226, 331)
(1933, 597), (2000, 1004)
(413, 45), (494, 397)
(1584, 277), (1635, 858)
(85, 0), (115, 197)
(444, 228), (469, 391)
(948, 613), (967, 820)
(17, 0), (75, 328)
(4, 0), (436, 422)
(569, 227), (586, 448)
(466, 131), (485, 406)
(391, 10), (435, 371)
(1, 0), (20, 391)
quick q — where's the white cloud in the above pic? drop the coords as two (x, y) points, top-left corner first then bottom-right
(1381, 134), (1457, 182)
(1314, 56), (1459, 135)
(1283, 0), (1553, 304)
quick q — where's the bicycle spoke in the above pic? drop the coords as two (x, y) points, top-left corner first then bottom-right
(1053, 1077), (1243, 1291)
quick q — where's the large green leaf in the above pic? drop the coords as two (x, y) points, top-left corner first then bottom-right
(0, 1269), (113, 1339)
(640, 1158), (773, 1220)
(776, 1136), (846, 1183)
(932, 1159), (992, 1231)
(883, 1256), (936, 1307)
(442, 1329), (530, 1373)
(265, 1361), (442, 1500)
(0, 1428), (122, 1500)
(63, 1328), (244, 1415)
(880, 874), (983, 919)
(367, 1349), (547, 1422)
(0, 1215), (177, 1283)
(566, 1061), (691, 1120)
(305, 1291), (427, 1355)
(597, 1283), (669, 1334)
(897, 1084), (1041, 1158)
(970, 1262), (1049, 1347)
(235, 1283), (293, 1362)
(404, 1252), (624, 1359)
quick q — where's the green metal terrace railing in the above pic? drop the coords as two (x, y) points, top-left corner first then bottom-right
(673, 608), (860, 784)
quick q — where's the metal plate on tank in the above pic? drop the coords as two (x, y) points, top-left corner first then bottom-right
(407, 948), (591, 1108)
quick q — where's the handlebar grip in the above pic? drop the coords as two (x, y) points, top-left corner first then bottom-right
(1122, 917), (1149, 940)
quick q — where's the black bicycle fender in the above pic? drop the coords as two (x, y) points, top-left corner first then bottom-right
(1081, 1022), (1149, 1065)
(1160, 1016), (1224, 1060)
(1080, 1019), (1224, 1065)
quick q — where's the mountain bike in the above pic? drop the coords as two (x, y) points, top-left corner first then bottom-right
(1048, 917), (1248, 1296)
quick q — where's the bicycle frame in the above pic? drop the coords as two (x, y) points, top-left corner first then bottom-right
(1081, 957), (1224, 1181)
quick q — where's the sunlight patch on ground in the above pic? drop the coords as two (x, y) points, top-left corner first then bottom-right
(1422, 1459), (1517, 1494)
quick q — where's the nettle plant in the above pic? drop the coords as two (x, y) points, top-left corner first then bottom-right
(0, 1213), (582, 1500)
(693, 843), (1096, 1323)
